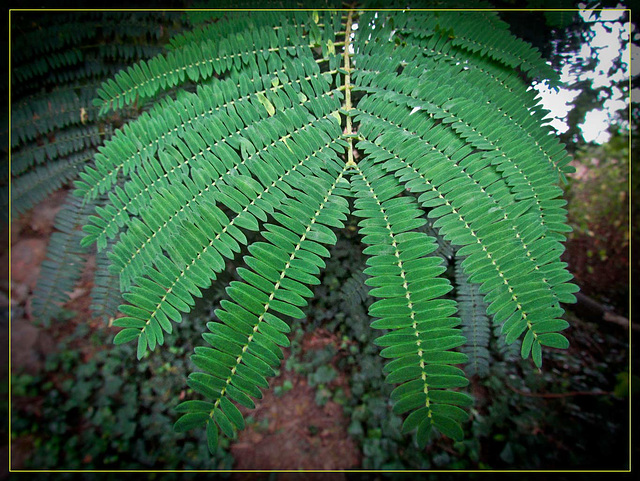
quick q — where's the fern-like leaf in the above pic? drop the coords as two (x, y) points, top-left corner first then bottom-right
(351, 159), (471, 444)
(175, 161), (351, 451)
(455, 254), (491, 378)
(16, 7), (582, 456)
(111, 104), (346, 357)
(31, 193), (95, 325)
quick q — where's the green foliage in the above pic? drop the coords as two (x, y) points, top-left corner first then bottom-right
(455, 255), (491, 378)
(11, 322), (234, 471)
(12, 232), (628, 471)
(31, 194), (95, 326)
(8, 10), (186, 309)
(299, 236), (627, 470)
(565, 131), (629, 238)
(90, 239), (124, 323)
(13, 6), (582, 462)
(562, 131), (629, 311)
(6, 11), (184, 222)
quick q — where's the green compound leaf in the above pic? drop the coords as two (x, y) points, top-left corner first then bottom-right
(26, 8), (578, 455)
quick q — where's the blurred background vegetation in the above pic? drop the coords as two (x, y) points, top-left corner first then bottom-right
(3, 0), (637, 475)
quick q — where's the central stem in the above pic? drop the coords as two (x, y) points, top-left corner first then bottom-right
(343, 8), (356, 167)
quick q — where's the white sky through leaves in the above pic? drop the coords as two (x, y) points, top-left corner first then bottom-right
(534, 8), (632, 144)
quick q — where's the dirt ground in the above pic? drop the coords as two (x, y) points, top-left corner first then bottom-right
(5, 188), (361, 473)
(230, 363), (360, 477)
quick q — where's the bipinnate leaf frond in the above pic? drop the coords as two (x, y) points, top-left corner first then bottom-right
(455, 255), (491, 378)
(174, 160), (351, 448)
(351, 159), (471, 444)
(13, 6), (581, 456)
(31, 193), (94, 325)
